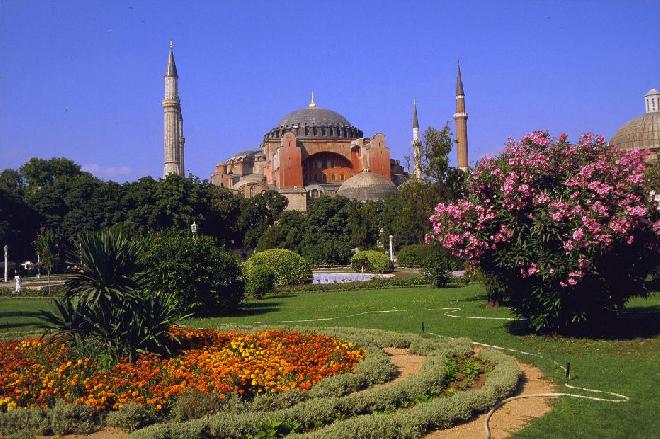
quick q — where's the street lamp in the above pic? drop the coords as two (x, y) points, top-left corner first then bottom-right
(191, 221), (198, 238)
(3, 245), (7, 283)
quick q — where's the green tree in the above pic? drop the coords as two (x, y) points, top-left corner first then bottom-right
(35, 228), (58, 291)
(420, 125), (453, 183)
(20, 157), (82, 190)
(238, 190), (288, 248)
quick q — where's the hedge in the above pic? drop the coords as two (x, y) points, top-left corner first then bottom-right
(243, 249), (312, 287)
(397, 244), (464, 271)
(130, 327), (520, 438)
(351, 250), (394, 274)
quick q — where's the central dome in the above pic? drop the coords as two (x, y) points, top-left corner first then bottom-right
(277, 107), (351, 128)
(264, 103), (363, 141)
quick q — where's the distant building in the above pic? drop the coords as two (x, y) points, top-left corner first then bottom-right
(158, 43), (471, 209)
(210, 95), (405, 210)
(611, 88), (660, 161)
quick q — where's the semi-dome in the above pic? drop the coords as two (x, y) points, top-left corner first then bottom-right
(264, 98), (363, 140)
(336, 171), (397, 202)
(610, 112), (660, 152)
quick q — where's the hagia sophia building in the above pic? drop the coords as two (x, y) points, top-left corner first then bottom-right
(161, 43), (658, 211)
(161, 43), (469, 211)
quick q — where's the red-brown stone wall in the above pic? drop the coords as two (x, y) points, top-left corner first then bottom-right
(367, 134), (391, 179)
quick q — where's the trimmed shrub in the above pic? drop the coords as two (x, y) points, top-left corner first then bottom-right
(50, 400), (98, 435)
(429, 131), (660, 331)
(397, 244), (463, 270)
(0, 407), (51, 436)
(171, 391), (227, 422)
(280, 275), (429, 294)
(137, 233), (244, 315)
(243, 264), (276, 299)
(350, 250), (394, 274)
(244, 249), (312, 287)
(422, 249), (454, 288)
(396, 244), (435, 268)
(106, 402), (158, 432)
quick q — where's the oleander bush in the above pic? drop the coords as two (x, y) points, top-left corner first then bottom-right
(429, 131), (660, 331)
(351, 250), (394, 274)
(137, 233), (244, 315)
(243, 249), (312, 287)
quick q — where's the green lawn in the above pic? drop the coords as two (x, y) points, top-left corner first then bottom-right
(1, 285), (658, 438)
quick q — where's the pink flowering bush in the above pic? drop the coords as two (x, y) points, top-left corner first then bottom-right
(429, 131), (659, 331)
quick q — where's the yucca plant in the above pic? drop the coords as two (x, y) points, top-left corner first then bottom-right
(66, 230), (139, 307)
(40, 230), (189, 362)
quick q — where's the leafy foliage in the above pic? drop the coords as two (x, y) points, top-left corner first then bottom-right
(429, 131), (660, 331)
(40, 230), (189, 362)
(244, 249), (312, 287)
(421, 249), (453, 288)
(244, 264), (277, 299)
(350, 250), (393, 274)
(136, 233), (244, 315)
(258, 196), (381, 265)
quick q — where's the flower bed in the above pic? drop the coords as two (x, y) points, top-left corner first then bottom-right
(0, 328), (364, 414)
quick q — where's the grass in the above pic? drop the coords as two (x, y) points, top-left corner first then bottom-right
(1, 285), (658, 438)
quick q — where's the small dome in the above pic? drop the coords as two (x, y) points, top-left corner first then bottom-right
(337, 171), (397, 202)
(645, 88), (659, 96)
(610, 112), (660, 152)
(233, 173), (266, 190)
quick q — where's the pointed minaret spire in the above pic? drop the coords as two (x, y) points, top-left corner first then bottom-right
(456, 60), (464, 96)
(412, 99), (419, 129)
(309, 91), (316, 108)
(163, 42), (184, 177)
(453, 61), (469, 171)
(412, 99), (422, 180)
(166, 41), (178, 77)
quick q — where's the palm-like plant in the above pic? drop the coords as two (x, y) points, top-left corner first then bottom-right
(67, 231), (139, 305)
(41, 230), (189, 362)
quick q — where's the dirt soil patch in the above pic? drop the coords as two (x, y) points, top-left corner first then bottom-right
(46, 427), (127, 439)
(425, 360), (556, 438)
(364, 347), (425, 392)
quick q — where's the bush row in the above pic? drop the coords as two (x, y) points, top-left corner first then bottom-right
(396, 244), (463, 271)
(130, 327), (520, 439)
(0, 285), (66, 297)
(0, 400), (98, 437)
(298, 348), (520, 439)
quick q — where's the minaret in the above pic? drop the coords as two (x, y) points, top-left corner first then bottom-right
(453, 62), (469, 171)
(412, 99), (422, 179)
(163, 41), (185, 177)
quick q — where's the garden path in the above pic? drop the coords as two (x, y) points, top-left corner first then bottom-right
(426, 360), (556, 439)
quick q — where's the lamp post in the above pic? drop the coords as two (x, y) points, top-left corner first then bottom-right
(191, 221), (198, 239)
(3, 245), (7, 283)
(389, 235), (394, 262)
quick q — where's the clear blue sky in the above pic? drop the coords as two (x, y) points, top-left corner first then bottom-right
(1, 0), (658, 181)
